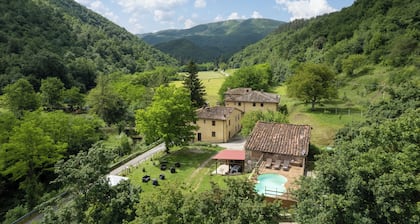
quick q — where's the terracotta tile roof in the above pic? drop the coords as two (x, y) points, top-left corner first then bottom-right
(245, 122), (311, 157)
(224, 88), (280, 103)
(212, 149), (245, 160)
(196, 106), (238, 120)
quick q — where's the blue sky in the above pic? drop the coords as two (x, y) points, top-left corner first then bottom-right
(75, 0), (355, 34)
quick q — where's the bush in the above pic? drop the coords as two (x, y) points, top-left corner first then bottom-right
(3, 205), (28, 224)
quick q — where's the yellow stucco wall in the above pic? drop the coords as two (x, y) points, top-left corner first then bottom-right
(225, 101), (278, 113)
(194, 109), (242, 143)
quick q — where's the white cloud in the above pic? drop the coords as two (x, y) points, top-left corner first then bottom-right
(194, 0), (206, 8)
(117, 0), (187, 12)
(184, 19), (195, 29)
(154, 10), (174, 22)
(76, 0), (119, 23)
(227, 12), (245, 20)
(251, 11), (263, 19)
(214, 15), (224, 22)
(276, 0), (336, 20)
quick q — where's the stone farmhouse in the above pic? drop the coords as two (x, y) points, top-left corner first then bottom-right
(193, 88), (281, 143)
(224, 88), (280, 113)
(245, 121), (311, 172)
(194, 106), (242, 143)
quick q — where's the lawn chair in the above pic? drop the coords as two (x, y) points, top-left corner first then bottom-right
(282, 159), (290, 171)
(273, 160), (282, 170)
(265, 158), (272, 168)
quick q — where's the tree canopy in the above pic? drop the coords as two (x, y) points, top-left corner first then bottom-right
(218, 63), (273, 100)
(135, 85), (197, 151)
(287, 63), (337, 110)
(135, 179), (285, 224)
(42, 144), (140, 224)
(294, 83), (420, 224)
(241, 111), (288, 136)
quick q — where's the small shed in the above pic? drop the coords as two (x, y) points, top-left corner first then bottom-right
(212, 149), (245, 174)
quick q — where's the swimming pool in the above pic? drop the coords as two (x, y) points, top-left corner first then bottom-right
(254, 173), (287, 196)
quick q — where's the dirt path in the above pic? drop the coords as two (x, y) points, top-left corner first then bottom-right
(189, 156), (215, 191)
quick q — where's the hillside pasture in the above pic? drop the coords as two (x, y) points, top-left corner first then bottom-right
(173, 71), (226, 106)
(275, 85), (365, 147)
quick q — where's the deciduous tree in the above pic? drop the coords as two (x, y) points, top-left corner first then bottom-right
(218, 63), (273, 100)
(42, 144), (140, 224)
(2, 78), (40, 117)
(135, 85), (197, 152)
(40, 77), (65, 110)
(241, 111), (288, 136)
(287, 63), (337, 110)
(0, 120), (66, 208)
(86, 74), (128, 124)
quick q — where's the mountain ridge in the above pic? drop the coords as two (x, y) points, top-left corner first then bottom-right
(139, 18), (284, 63)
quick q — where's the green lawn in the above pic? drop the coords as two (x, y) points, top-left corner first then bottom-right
(126, 146), (247, 196)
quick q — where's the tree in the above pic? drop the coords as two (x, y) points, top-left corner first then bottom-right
(287, 63), (337, 110)
(241, 111), (288, 136)
(218, 64), (273, 100)
(0, 120), (66, 208)
(134, 179), (285, 224)
(40, 77), (65, 110)
(23, 110), (104, 156)
(2, 78), (40, 117)
(183, 61), (206, 108)
(135, 85), (197, 152)
(86, 74), (128, 124)
(42, 144), (140, 224)
(63, 86), (85, 112)
(294, 85), (420, 224)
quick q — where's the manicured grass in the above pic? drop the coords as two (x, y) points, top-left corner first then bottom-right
(127, 146), (247, 196)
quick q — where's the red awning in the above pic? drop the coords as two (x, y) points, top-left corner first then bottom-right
(212, 149), (245, 161)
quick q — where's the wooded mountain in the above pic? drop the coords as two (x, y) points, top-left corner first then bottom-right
(0, 0), (177, 92)
(229, 0), (420, 83)
(139, 19), (284, 63)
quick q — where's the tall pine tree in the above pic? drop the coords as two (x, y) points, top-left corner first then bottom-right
(183, 61), (206, 108)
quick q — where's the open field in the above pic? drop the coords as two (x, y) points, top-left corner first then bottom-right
(173, 71), (227, 106)
(275, 85), (365, 147)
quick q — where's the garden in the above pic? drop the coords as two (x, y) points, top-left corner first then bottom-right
(126, 144), (248, 197)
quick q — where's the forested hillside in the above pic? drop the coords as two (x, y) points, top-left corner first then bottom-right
(140, 19), (284, 63)
(0, 0), (177, 92)
(229, 0), (420, 83)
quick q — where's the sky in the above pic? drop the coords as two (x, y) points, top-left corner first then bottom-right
(75, 0), (355, 34)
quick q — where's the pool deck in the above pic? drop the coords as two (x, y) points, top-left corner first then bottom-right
(256, 162), (305, 201)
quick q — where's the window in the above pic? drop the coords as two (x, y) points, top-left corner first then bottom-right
(260, 103), (264, 107)
(212, 131), (216, 137)
(212, 120), (216, 126)
(229, 120), (231, 125)
(253, 102), (256, 107)
(238, 102), (241, 106)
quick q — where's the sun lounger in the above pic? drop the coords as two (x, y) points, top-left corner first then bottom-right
(265, 158), (272, 168)
(282, 159), (290, 171)
(273, 160), (282, 169)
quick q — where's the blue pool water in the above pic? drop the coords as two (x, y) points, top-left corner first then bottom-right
(255, 173), (288, 196)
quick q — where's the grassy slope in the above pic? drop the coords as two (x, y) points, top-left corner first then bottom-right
(173, 71), (228, 106)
